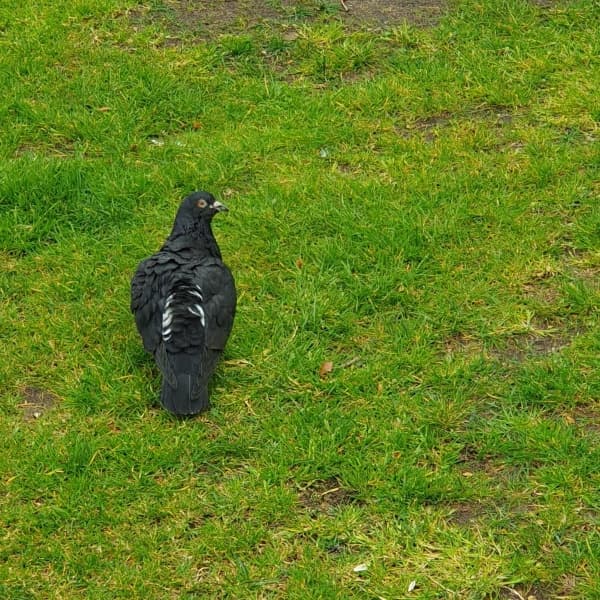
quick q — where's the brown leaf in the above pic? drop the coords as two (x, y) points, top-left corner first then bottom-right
(296, 258), (304, 269)
(192, 121), (202, 130)
(319, 361), (334, 378)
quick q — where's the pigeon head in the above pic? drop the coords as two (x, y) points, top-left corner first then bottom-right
(179, 191), (228, 221)
(168, 191), (229, 250)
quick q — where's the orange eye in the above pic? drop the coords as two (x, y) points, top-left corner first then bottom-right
(196, 199), (207, 208)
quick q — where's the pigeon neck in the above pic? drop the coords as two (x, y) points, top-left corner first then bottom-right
(168, 218), (222, 258)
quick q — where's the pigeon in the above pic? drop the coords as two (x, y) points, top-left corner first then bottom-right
(131, 191), (236, 415)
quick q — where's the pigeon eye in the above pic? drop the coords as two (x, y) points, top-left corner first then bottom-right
(196, 199), (208, 208)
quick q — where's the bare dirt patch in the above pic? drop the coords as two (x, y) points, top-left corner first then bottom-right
(498, 583), (554, 600)
(130, 0), (447, 41)
(442, 496), (537, 529)
(456, 444), (507, 477)
(522, 281), (562, 305)
(15, 140), (76, 159)
(446, 500), (488, 525)
(493, 332), (572, 362)
(334, 0), (446, 29)
(561, 407), (600, 435)
(569, 265), (600, 285)
(397, 105), (515, 142)
(298, 477), (362, 512)
(19, 386), (58, 420)
(491, 318), (580, 363)
(561, 249), (600, 289)
(521, 265), (562, 305)
(443, 331), (485, 358)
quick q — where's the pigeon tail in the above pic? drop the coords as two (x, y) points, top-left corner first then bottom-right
(160, 373), (209, 416)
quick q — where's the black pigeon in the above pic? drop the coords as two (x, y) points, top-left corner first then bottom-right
(131, 191), (236, 415)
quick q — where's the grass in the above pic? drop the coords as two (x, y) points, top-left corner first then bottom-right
(1, 0), (599, 597)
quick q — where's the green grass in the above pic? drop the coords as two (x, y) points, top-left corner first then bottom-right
(1, 0), (599, 597)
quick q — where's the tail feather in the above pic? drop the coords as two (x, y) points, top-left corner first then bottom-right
(160, 373), (209, 416)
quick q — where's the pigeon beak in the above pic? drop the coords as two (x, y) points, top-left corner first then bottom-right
(212, 201), (228, 212)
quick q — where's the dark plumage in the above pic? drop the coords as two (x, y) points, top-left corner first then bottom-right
(131, 191), (236, 415)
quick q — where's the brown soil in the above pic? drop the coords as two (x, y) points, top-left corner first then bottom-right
(19, 386), (58, 420)
(492, 319), (579, 363)
(298, 477), (362, 512)
(396, 105), (515, 143)
(131, 0), (448, 40)
(498, 583), (554, 600)
(326, 0), (446, 28)
(446, 500), (488, 525)
(443, 331), (485, 357)
(456, 444), (506, 477)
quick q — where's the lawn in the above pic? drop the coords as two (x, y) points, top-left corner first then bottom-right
(1, 0), (599, 598)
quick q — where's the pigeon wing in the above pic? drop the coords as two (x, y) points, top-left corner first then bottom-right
(192, 261), (237, 351)
(131, 251), (188, 354)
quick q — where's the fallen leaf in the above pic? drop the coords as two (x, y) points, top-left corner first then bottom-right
(192, 121), (202, 130)
(97, 106), (110, 112)
(408, 580), (417, 592)
(296, 258), (304, 269)
(319, 361), (334, 378)
(462, 471), (473, 477)
(353, 563), (368, 573)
